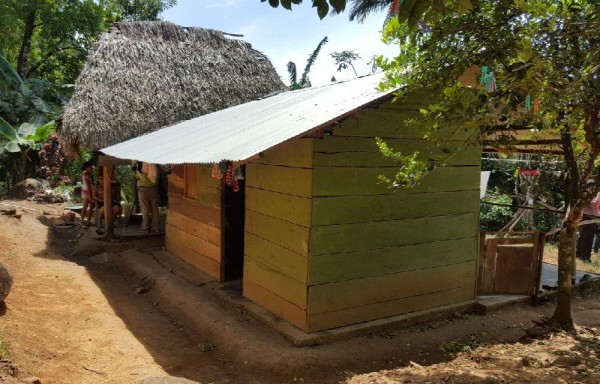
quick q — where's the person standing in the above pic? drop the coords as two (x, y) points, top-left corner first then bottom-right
(576, 180), (600, 262)
(135, 162), (159, 233)
(80, 161), (95, 228)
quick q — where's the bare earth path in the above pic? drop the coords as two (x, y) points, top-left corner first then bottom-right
(0, 199), (599, 384)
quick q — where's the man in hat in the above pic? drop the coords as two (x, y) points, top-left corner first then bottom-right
(576, 179), (600, 262)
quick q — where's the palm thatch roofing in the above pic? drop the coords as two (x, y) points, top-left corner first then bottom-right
(59, 21), (286, 156)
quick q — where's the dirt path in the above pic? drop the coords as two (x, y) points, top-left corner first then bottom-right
(0, 199), (599, 384)
(0, 201), (240, 384)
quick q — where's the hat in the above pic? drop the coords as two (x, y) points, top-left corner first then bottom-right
(587, 179), (595, 186)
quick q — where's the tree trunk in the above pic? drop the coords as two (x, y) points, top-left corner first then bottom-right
(551, 212), (577, 329)
(17, 9), (36, 78)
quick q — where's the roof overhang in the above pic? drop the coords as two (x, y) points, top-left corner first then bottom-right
(101, 74), (396, 164)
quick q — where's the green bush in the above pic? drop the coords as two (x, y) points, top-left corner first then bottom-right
(480, 194), (516, 232)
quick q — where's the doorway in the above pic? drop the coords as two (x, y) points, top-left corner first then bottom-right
(223, 167), (245, 281)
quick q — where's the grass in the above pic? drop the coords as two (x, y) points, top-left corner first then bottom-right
(0, 336), (9, 359)
(544, 243), (600, 275)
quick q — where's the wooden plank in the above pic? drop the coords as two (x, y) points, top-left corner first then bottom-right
(185, 165), (197, 199)
(494, 245), (534, 294)
(481, 238), (499, 293)
(244, 258), (307, 309)
(243, 279), (307, 331)
(245, 210), (310, 257)
(477, 232), (487, 294)
(308, 237), (477, 285)
(168, 174), (184, 187)
(312, 166), (480, 197)
(313, 137), (481, 167)
(166, 223), (221, 262)
(196, 186), (221, 209)
(196, 164), (223, 189)
(168, 194), (221, 229)
(166, 209), (221, 246)
(166, 229), (221, 281)
(171, 164), (184, 179)
(532, 232), (545, 296)
(310, 213), (478, 255)
(312, 190), (480, 226)
(335, 108), (474, 140)
(375, 89), (436, 112)
(246, 187), (311, 227)
(252, 138), (313, 168)
(168, 179), (184, 197)
(308, 261), (476, 314)
(246, 233), (307, 284)
(246, 163), (312, 198)
(307, 285), (473, 332)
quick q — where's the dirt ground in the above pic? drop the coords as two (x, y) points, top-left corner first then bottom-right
(0, 199), (599, 384)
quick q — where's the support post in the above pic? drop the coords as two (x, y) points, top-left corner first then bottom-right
(103, 165), (113, 238)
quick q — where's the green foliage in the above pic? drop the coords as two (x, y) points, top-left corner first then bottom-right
(331, 50), (361, 76)
(376, 137), (432, 189)
(0, 0), (176, 84)
(288, 36), (328, 90)
(377, 0), (599, 194)
(64, 148), (93, 187)
(262, 0), (346, 19)
(111, 0), (177, 22)
(0, 336), (9, 359)
(479, 193), (517, 231)
(115, 165), (135, 204)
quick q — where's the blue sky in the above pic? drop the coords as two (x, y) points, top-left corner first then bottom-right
(161, 0), (398, 86)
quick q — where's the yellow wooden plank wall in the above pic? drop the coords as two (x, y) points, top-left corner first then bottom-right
(306, 97), (481, 332)
(243, 139), (313, 330)
(165, 164), (224, 281)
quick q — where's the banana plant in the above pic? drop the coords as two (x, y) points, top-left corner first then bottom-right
(0, 48), (67, 155)
(0, 116), (55, 155)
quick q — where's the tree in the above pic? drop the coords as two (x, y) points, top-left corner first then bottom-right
(0, 0), (177, 84)
(111, 0), (177, 22)
(287, 36), (329, 90)
(261, 0), (438, 24)
(377, 0), (599, 328)
(331, 50), (361, 77)
(0, 0), (115, 84)
(0, 51), (66, 187)
(261, 0), (346, 19)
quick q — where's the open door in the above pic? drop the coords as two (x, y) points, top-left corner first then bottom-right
(223, 166), (245, 280)
(478, 231), (545, 296)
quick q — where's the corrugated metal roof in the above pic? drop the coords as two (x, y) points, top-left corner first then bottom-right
(101, 73), (396, 164)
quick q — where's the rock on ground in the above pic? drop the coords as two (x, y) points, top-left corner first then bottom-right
(6, 179), (49, 200)
(0, 262), (12, 302)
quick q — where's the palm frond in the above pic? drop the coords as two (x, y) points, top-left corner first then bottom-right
(299, 36), (328, 87)
(348, 0), (392, 23)
(286, 61), (298, 86)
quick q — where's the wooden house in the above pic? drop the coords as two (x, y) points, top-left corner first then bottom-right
(103, 74), (482, 332)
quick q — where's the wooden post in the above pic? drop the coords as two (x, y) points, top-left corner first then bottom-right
(103, 165), (113, 238)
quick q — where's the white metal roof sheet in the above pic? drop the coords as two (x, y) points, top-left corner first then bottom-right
(101, 73), (395, 164)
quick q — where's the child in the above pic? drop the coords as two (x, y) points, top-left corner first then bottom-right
(80, 161), (94, 228)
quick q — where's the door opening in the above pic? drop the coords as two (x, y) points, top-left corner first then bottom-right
(223, 166), (245, 281)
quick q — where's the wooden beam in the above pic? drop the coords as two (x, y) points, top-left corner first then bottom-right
(483, 147), (563, 155)
(482, 139), (562, 146)
(103, 165), (113, 238)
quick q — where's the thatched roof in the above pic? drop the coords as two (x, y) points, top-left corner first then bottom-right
(60, 22), (286, 156)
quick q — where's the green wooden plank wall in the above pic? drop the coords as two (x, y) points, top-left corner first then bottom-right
(243, 139), (314, 330)
(306, 96), (481, 331)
